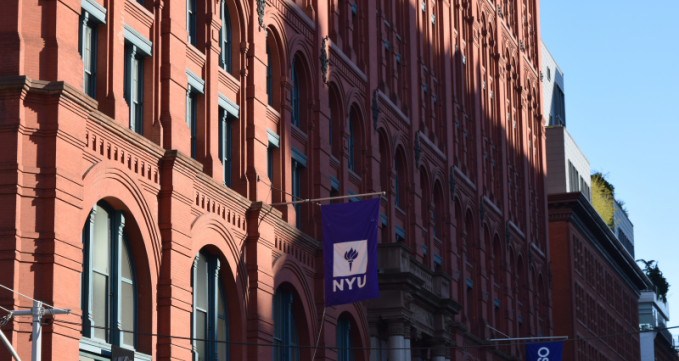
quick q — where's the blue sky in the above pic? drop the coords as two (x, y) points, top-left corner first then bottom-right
(540, 0), (679, 335)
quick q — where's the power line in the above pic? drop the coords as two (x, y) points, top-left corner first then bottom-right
(0, 284), (68, 312)
(52, 319), (679, 351)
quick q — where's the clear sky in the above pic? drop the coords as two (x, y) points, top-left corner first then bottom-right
(539, 0), (679, 335)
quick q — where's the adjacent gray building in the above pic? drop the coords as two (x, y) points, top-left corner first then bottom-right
(614, 202), (635, 257)
(639, 290), (676, 361)
(545, 126), (591, 201)
(541, 40), (566, 127)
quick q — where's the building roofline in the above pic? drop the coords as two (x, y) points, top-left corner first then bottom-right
(540, 39), (564, 75)
(545, 125), (591, 167)
(548, 192), (652, 291)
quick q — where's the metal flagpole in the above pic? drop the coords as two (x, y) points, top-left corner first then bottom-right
(271, 192), (386, 206)
(12, 300), (71, 361)
(488, 336), (568, 342)
(0, 328), (20, 361)
(311, 308), (327, 361)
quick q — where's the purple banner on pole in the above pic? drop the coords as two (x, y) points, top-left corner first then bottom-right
(321, 198), (380, 307)
(526, 341), (563, 361)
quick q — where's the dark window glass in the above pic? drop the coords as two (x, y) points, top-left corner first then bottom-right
(273, 289), (299, 361)
(336, 316), (355, 361)
(292, 161), (301, 229)
(187, 92), (198, 159)
(394, 159), (400, 208)
(291, 57), (300, 127)
(81, 202), (137, 349)
(220, 2), (232, 73)
(218, 110), (233, 187)
(187, 0), (197, 45)
(125, 46), (144, 135)
(266, 44), (273, 106)
(348, 115), (354, 171)
(267, 145), (274, 180)
(193, 251), (229, 361)
(81, 18), (98, 98)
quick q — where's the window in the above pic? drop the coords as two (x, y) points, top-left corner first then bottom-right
(220, 2), (232, 73)
(394, 159), (400, 208)
(554, 85), (565, 126)
(192, 250), (229, 361)
(328, 105), (333, 150)
(187, 91), (198, 159)
(434, 254), (442, 271)
(187, 0), (197, 46)
(267, 145), (274, 180)
(80, 13), (99, 98)
(81, 201), (137, 351)
(395, 225), (406, 243)
(125, 45), (144, 135)
(291, 147), (306, 229)
(219, 108), (233, 187)
(292, 160), (302, 229)
(266, 43), (273, 106)
(330, 175), (339, 205)
(348, 114), (355, 171)
(466, 282), (472, 319)
(273, 289), (299, 361)
(431, 205), (436, 237)
(336, 316), (355, 361)
(291, 57), (300, 127)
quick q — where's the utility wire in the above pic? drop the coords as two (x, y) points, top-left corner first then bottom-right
(51, 319), (679, 351)
(0, 283), (69, 313)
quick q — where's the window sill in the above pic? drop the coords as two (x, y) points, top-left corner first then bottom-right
(80, 338), (152, 361)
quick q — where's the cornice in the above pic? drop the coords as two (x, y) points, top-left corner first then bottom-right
(547, 192), (652, 292)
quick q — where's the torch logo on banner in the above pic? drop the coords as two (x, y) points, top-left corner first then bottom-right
(345, 248), (358, 271)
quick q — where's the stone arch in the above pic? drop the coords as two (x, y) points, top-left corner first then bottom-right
(80, 164), (161, 355)
(81, 165), (161, 274)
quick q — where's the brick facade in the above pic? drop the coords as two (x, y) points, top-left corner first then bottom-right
(0, 0), (550, 360)
(548, 193), (651, 361)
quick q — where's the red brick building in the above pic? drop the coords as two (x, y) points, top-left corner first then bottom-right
(0, 0), (549, 359)
(548, 193), (651, 360)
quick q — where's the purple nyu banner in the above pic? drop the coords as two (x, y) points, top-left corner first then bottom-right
(321, 198), (380, 307)
(525, 342), (563, 361)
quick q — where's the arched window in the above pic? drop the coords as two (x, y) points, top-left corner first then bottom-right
(81, 201), (137, 350)
(192, 250), (229, 361)
(394, 151), (406, 210)
(291, 56), (300, 127)
(394, 158), (400, 208)
(348, 113), (355, 171)
(266, 43), (273, 106)
(336, 315), (355, 361)
(433, 183), (444, 238)
(273, 288), (300, 361)
(220, 2), (232, 73)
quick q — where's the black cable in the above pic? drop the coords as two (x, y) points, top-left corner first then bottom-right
(51, 319), (679, 351)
